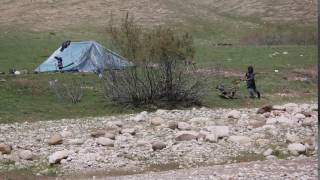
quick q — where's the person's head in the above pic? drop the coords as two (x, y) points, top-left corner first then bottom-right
(247, 66), (254, 74)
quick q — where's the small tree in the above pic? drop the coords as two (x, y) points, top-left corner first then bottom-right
(103, 13), (204, 108)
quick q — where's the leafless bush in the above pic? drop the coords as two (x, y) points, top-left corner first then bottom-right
(103, 13), (204, 108)
(49, 78), (84, 104)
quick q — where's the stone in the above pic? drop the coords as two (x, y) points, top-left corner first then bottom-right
(266, 118), (277, 124)
(263, 148), (273, 156)
(288, 143), (306, 155)
(105, 132), (116, 140)
(277, 116), (293, 124)
(266, 155), (277, 160)
(48, 150), (69, 164)
(132, 111), (148, 122)
(150, 117), (163, 126)
(177, 122), (192, 130)
(121, 128), (136, 135)
(90, 130), (105, 138)
(294, 113), (306, 120)
(0, 144), (12, 154)
(152, 141), (166, 151)
(97, 137), (114, 147)
(68, 139), (85, 145)
(229, 136), (251, 146)
(113, 121), (123, 127)
(19, 150), (33, 160)
(61, 130), (73, 138)
(48, 133), (63, 145)
(168, 121), (178, 130)
(286, 133), (299, 143)
(257, 105), (273, 114)
(205, 134), (218, 143)
(227, 110), (241, 119)
(204, 126), (229, 138)
(175, 131), (199, 141)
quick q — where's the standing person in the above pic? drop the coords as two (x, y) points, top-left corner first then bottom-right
(244, 66), (261, 99)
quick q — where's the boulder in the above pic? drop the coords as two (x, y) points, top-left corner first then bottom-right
(294, 113), (306, 120)
(177, 122), (191, 130)
(168, 121), (178, 130)
(97, 137), (114, 147)
(61, 130), (73, 138)
(175, 131), (199, 141)
(19, 150), (33, 160)
(204, 126), (229, 138)
(227, 110), (241, 119)
(229, 136), (251, 146)
(48, 133), (63, 145)
(285, 133), (299, 143)
(132, 111), (148, 122)
(288, 143), (306, 155)
(152, 141), (166, 151)
(205, 134), (218, 143)
(121, 128), (136, 135)
(263, 148), (273, 156)
(48, 150), (69, 164)
(0, 143), (12, 154)
(150, 117), (163, 126)
(105, 132), (116, 140)
(90, 130), (105, 138)
(113, 121), (123, 128)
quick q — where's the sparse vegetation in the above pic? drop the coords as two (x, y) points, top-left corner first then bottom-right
(103, 14), (204, 108)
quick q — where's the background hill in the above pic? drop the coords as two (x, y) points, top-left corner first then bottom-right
(0, 0), (317, 31)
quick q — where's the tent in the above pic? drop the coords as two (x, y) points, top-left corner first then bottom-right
(34, 41), (131, 73)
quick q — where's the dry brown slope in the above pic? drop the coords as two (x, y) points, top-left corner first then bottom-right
(0, 0), (316, 31)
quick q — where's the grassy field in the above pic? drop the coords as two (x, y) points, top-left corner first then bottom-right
(0, 30), (317, 123)
(0, 0), (317, 123)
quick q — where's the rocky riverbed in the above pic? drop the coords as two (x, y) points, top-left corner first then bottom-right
(0, 103), (318, 179)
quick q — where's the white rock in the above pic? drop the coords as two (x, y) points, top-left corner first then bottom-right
(294, 113), (306, 120)
(229, 136), (251, 146)
(150, 117), (164, 126)
(263, 148), (273, 156)
(48, 150), (69, 164)
(155, 109), (167, 115)
(121, 128), (136, 135)
(227, 110), (241, 119)
(97, 137), (114, 147)
(204, 126), (229, 138)
(48, 133), (63, 145)
(286, 133), (299, 143)
(266, 155), (277, 160)
(19, 150), (33, 160)
(61, 130), (73, 138)
(205, 134), (217, 143)
(277, 116), (293, 124)
(132, 111), (148, 122)
(177, 122), (192, 130)
(266, 118), (277, 124)
(288, 143), (306, 155)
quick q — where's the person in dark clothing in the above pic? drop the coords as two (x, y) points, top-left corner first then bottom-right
(60, 40), (71, 52)
(244, 66), (261, 99)
(54, 56), (63, 70)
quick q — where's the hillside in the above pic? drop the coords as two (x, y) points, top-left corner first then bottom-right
(0, 0), (316, 31)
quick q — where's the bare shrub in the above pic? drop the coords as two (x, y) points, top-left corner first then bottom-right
(49, 78), (84, 104)
(103, 13), (204, 108)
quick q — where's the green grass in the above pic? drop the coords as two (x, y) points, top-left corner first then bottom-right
(0, 30), (317, 123)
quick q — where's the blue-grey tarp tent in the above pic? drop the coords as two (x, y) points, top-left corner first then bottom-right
(34, 41), (131, 73)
